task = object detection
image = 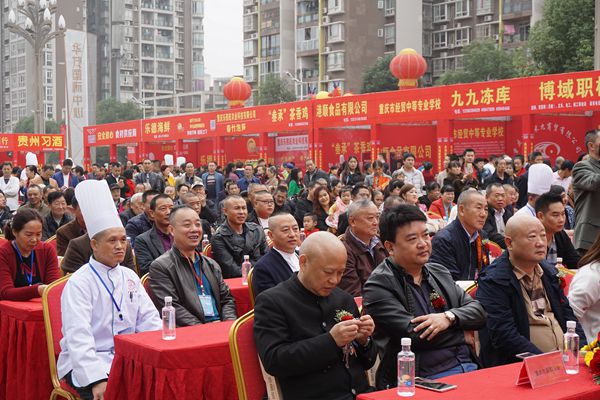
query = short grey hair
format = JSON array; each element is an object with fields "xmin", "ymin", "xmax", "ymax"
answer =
[
  {"xmin": 130, "ymin": 192, "xmax": 143, "ymax": 204},
  {"xmin": 347, "ymin": 199, "xmax": 375, "ymax": 217},
  {"xmin": 457, "ymin": 188, "xmax": 483, "ymax": 206}
]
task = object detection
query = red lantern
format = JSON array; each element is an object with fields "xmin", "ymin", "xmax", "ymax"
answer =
[
  {"xmin": 223, "ymin": 77, "xmax": 252, "ymax": 108},
  {"xmin": 389, "ymin": 48, "xmax": 428, "ymax": 89}
]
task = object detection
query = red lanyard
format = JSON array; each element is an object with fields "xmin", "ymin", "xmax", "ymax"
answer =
[{"xmin": 185, "ymin": 252, "xmax": 206, "ymax": 295}]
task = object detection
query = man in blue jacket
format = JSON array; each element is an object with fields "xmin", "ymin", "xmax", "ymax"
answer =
[
  {"xmin": 477, "ymin": 214, "xmax": 585, "ymax": 368},
  {"xmin": 252, "ymin": 213, "xmax": 300, "ymax": 297},
  {"xmin": 53, "ymin": 159, "xmax": 79, "ymax": 189}
]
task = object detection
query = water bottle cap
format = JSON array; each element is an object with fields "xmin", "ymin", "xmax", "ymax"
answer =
[
  {"xmin": 203, "ymin": 234, "xmax": 208, "ymax": 238},
  {"xmin": 244, "ymin": 255, "xmax": 250, "ymax": 260},
  {"xmin": 557, "ymin": 257, "xmax": 563, "ymax": 263},
  {"xmin": 401, "ymin": 337, "xmax": 411, "ymax": 346},
  {"xmin": 165, "ymin": 296, "xmax": 172, "ymax": 302},
  {"xmin": 566, "ymin": 321, "xmax": 576, "ymax": 329}
]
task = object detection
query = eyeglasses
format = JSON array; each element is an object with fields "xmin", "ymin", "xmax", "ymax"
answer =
[{"xmin": 257, "ymin": 200, "xmax": 275, "ymax": 205}]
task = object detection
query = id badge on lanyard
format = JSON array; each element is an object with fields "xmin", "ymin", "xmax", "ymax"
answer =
[{"xmin": 199, "ymin": 295, "xmax": 215, "ymax": 317}]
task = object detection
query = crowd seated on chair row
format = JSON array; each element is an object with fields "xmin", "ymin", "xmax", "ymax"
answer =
[{"xmin": 5, "ymin": 134, "xmax": 600, "ymax": 399}]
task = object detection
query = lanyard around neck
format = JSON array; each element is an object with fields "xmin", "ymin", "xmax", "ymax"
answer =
[
  {"xmin": 89, "ymin": 263, "xmax": 124, "ymax": 321},
  {"xmin": 185, "ymin": 252, "xmax": 206, "ymax": 295},
  {"xmin": 13, "ymin": 241, "xmax": 35, "ymax": 286}
]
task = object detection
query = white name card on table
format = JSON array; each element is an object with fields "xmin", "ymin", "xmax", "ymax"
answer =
[
  {"xmin": 456, "ymin": 281, "xmax": 475, "ymax": 290},
  {"xmin": 516, "ymin": 351, "xmax": 569, "ymax": 389}
]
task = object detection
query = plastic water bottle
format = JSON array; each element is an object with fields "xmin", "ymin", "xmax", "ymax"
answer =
[
  {"xmin": 201, "ymin": 234, "xmax": 209, "ymax": 253},
  {"xmin": 241, "ymin": 255, "xmax": 251, "ymax": 285},
  {"xmin": 299, "ymin": 228, "xmax": 306, "ymax": 243},
  {"xmin": 563, "ymin": 320, "xmax": 579, "ymax": 374},
  {"xmin": 556, "ymin": 257, "xmax": 565, "ymax": 269},
  {"xmin": 162, "ymin": 296, "xmax": 176, "ymax": 340},
  {"xmin": 397, "ymin": 338, "xmax": 415, "ymax": 397}
]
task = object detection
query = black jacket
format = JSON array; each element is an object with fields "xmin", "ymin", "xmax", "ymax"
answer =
[
  {"xmin": 42, "ymin": 212, "xmax": 73, "ymax": 241},
  {"xmin": 430, "ymin": 219, "xmax": 490, "ymax": 280},
  {"xmin": 477, "ymin": 253, "xmax": 585, "ymax": 367},
  {"xmin": 254, "ymin": 274, "xmax": 376, "ymax": 400},
  {"xmin": 553, "ymin": 230, "xmax": 581, "ymax": 269},
  {"xmin": 303, "ymin": 168, "xmax": 329, "ymax": 186},
  {"xmin": 294, "ymin": 196, "xmax": 313, "ymax": 227},
  {"xmin": 149, "ymin": 247, "xmax": 237, "ymax": 326},
  {"xmin": 483, "ymin": 206, "xmax": 513, "ymax": 249},
  {"xmin": 483, "ymin": 172, "xmax": 514, "ymax": 188},
  {"xmin": 134, "ymin": 226, "xmax": 170, "ymax": 276},
  {"xmin": 125, "ymin": 212, "xmax": 153, "ymax": 246},
  {"xmin": 363, "ymin": 259, "xmax": 486, "ymax": 389},
  {"xmin": 210, "ymin": 221, "xmax": 268, "ymax": 278}
]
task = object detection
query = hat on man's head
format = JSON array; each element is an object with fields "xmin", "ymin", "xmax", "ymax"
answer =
[
  {"xmin": 191, "ymin": 181, "xmax": 204, "ymax": 188},
  {"xmin": 284, "ymin": 162, "xmax": 294, "ymax": 169},
  {"xmin": 25, "ymin": 152, "xmax": 38, "ymax": 166},
  {"xmin": 527, "ymin": 163, "xmax": 554, "ymax": 196},
  {"xmin": 75, "ymin": 180, "xmax": 123, "ymax": 239},
  {"xmin": 109, "ymin": 183, "xmax": 120, "ymax": 191}
]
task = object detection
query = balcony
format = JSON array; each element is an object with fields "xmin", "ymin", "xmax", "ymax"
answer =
[{"xmin": 296, "ymin": 39, "xmax": 318, "ymax": 52}]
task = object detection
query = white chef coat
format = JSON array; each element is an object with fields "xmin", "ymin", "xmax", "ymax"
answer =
[
  {"xmin": 57, "ymin": 257, "xmax": 161, "ymax": 387},
  {"xmin": 0, "ymin": 176, "xmax": 20, "ymax": 211}
]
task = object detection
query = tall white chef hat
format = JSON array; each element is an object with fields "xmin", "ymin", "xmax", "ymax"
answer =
[
  {"xmin": 75, "ymin": 180, "xmax": 123, "ymax": 239},
  {"xmin": 527, "ymin": 163, "xmax": 554, "ymax": 196},
  {"xmin": 25, "ymin": 152, "xmax": 38, "ymax": 166}
]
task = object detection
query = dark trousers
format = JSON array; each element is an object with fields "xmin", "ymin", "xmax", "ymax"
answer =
[{"xmin": 64, "ymin": 371, "xmax": 100, "ymax": 400}]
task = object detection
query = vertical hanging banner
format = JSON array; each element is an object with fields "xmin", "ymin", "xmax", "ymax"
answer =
[{"xmin": 64, "ymin": 29, "xmax": 89, "ymax": 164}]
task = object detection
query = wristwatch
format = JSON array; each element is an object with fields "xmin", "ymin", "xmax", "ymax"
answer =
[{"xmin": 444, "ymin": 311, "xmax": 456, "ymax": 325}]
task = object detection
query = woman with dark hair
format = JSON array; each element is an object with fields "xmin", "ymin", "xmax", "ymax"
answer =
[
  {"xmin": 264, "ymin": 166, "xmax": 279, "ymax": 192},
  {"xmin": 312, "ymin": 186, "xmax": 333, "ymax": 231},
  {"xmin": 225, "ymin": 162, "xmax": 239, "ymax": 183},
  {"xmin": 340, "ymin": 156, "xmax": 364, "ymax": 186},
  {"xmin": 0, "ymin": 208, "xmax": 60, "ymax": 301},
  {"xmin": 328, "ymin": 165, "xmax": 339, "ymax": 181},
  {"xmin": 122, "ymin": 168, "xmax": 135, "ymax": 198},
  {"xmin": 287, "ymin": 168, "xmax": 303, "ymax": 198},
  {"xmin": 383, "ymin": 178, "xmax": 404, "ymax": 199},
  {"xmin": 568, "ymin": 231, "xmax": 600, "ymax": 344}
]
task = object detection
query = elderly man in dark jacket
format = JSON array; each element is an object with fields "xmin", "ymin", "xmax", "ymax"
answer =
[
  {"xmin": 149, "ymin": 206, "xmax": 236, "ymax": 326},
  {"xmin": 430, "ymin": 190, "xmax": 490, "ymax": 280},
  {"xmin": 210, "ymin": 195, "xmax": 268, "ymax": 278},
  {"xmin": 125, "ymin": 190, "xmax": 159, "ymax": 245},
  {"xmin": 339, "ymin": 199, "xmax": 388, "ymax": 297},
  {"xmin": 363, "ymin": 205, "xmax": 486, "ymax": 389},
  {"xmin": 478, "ymin": 214, "xmax": 585, "ymax": 368},
  {"xmin": 483, "ymin": 183, "xmax": 513, "ymax": 249}
]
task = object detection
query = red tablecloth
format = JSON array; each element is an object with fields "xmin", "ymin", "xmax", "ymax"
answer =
[
  {"xmin": 104, "ymin": 320, "xmax": 237, "ymax": 400},
  {"xmin": 0, "ymin": 299, "xmax": 53, "ymax": 400},
  {"xmin": 357, "ymin": 361, "xmax": 600, "ymax": 400},
  {"xmin": 226, "ymin": 278, "xmax": 252, "ymax": 316}
]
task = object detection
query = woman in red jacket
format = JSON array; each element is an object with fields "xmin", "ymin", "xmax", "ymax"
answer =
[{"xmin": 0, "ymin": 208, "xmax": 60, "ymax": 301}]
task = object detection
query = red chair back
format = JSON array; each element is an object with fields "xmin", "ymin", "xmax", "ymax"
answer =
[
  {"xmin": 467, "ymin": 283, "xmax": 478, "ymax": 299},
  {"xmin": 562, "ymin": 272, "xmax": 574, "ymax": 296},
  {"xmin": 486, "ymin": 241, "xmax": 503, "ymax": 258},
  {"xmin": 229, "ymin": 311, "xmax": 268, "ymax": 400}
]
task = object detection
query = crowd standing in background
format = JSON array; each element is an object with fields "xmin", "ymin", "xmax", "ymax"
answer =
[{"xmin": 0, "ymin": 129, "xmax": 600, "ymax": 399}]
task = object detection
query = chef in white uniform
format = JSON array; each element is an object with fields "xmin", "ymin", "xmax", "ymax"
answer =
[
  {"xmin": 514, "ymin": 163, "xmax": 554, "ymax": 218},
  {"xmin": 57, "ymin": 179, "xmax": 161, "ymax": 400}
]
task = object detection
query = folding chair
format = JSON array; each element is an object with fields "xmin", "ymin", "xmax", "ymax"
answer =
[
  {"xmin": 41, "ymin": 275, "xmax": 80, "ymax": 400},
  {"xmin": 46, "ymin": 234, "xmax": 57, "ymax": 251},
  {"xmin": 229, "ymin": 311, "xmax": 282, "ymax": 400},
  {"xmin": 247, "ymin": 267, "xmax": 256, "ymax": 307},
  {"xmin": 203, "ymin": 243, "xmax": 212, "ymax": 258}
]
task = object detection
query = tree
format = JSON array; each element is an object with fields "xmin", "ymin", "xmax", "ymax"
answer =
[
  {"xmin": 13, "ymin": 116, "xmax": 61, "ymax": 133},
  {"xmin": 96, "ymin": 97, "xmax": 142, "ymax": 124},
  {"xmin": 361, "ymin": 54, "xmax": 398, "ymax": 93},
  {"xmin": 256, "ymin": 75, "xmax": 296, "ymax": 105},
  {"xmin": 529, "ymin": 0, "xmax": 594, "ymax": 74},
  {"xmin": 437, "ymin": 39, "xmax": 518, "ymax": 85}
]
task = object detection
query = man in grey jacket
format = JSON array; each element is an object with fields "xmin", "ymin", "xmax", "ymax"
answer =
[
  {"xmin": 363, "ymin": 204, "xmax": 486, "ymax": 389},
  {"xmin": 149, "ymin": 205, "xmax": 237, "ymax": 326},
  {"xmin": 572, "ymin": 129, "xmax": 600, "ymax": 255}
]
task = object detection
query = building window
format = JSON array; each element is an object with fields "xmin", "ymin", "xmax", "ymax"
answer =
[
  {"xmin": 192, "ymin": 0, "xmax": 203, "ymax": 16},
  {"xmin": 327, "ymin": 23, "xmax": 344, "ymax": 42},
  {"xmin": 476, "ymin": 24, "xmax": 492, "ymax": 38},
  {"xmin": 455, "ymin": 27, "xmax": 470, "ymax": 46},
  {"xmin": 476, "ymin": 0, "xmax": 492, "ymax": 15},
  {"xmin": 455, "ymin": 55, "xmax": 464, "ymax": 70},
  {"xmin": 384, "ymin": 24, "xmax": 395, "ymax": 45},
  {"xmin": 433, "ymin": 58, "xmax": 445, "ymax": 76},
  {"xmin": 519, "ymin": 24, "xmax": 530, "ymax": 41},
  {"xmin": 327, "ymin": 0, "xmax": 343, "ymax": 14},
  {"xmin": 296, "ymin": 26, "xmax": 319, "ymax": 51},
  {"xmin": 433, "ymin": 31, "xmax": 447, "ymax": 49},
  {"xmin": 326, "ymin": 51, "xmax": 344, "ymax": 71},
  {"xmin": 244, "ymin": 40, "xmax": 256, "ymax": 57},
  {"xmin": 455, "ymin": 0, "xmax": 470, "ymax": 18},
  {"xmin": 384, "ymin": 0, "xmax": 395, "ymax": 16},
  {"xmin": 327, "ymin": 81, "xmax": 344, "ymax": 92},
  {"xmin": 261, "ymin": 34, "xmax": 280, "ymax": 57},
  {"xmin": 433, "ymin": 4, "xmax": 447, "ymax": 22}
]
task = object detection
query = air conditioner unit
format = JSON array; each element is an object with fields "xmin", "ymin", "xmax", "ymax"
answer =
[
  {"xmin": 456, "ymin": 22, "xmax": 461, "ymax": 28},
  {"xmin": 440, "ymin": 52, "xmax": 448, "ymax": 57},
  {"xmin": 494, "ymin": 34, "xmax": 499, "ymax": 40},
  {"xmin": 449, "ymin": 43, "xmax": 455, "ymax": 48},
  {"xmin": 322, "ymin": 7, "xmax": 328, "ymax": 14},
  {"xmin": 377, "ymin": 0, "xmax": 384, "ymax": 9},
  {"xmin": 484, "ymin": 15, "xmax": 492, "ymax": 22},
  {"xmin": 441, "ymin": 25, "xmax": 447, "ymax": 30},
  {"xmin": 377, "ymin": 28, "xmax": 384, "ymax": 37},
  {"xmin": 324, "ymin": 75, "xmax": 330, "ymax": 81},
  {"xmin": 324, "ymin": 46, "xmax": 331, "ymax": 52},
  {"xmin": 250, "ymin": 33, "xmax": 258, "ymax": 39},
  {"xmin": 322, "ymin": 16, "xmax": 330, "ymax": 24}
]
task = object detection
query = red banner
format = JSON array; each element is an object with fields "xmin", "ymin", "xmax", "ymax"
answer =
[
  {"xmin": 7, "ymin": 133, "xmax": 65, "ymax": 151},
  {"xmin": 379, "ymin": 124, "xmax": 436, "ymax": 169},
  {"xmin": 142, "ymin": 112, "xmax": 215, "ymax": 141},
  {"xmin": 452, "ymin": 120, "xmax": 507, "ymax": 158},
  {"xmin": 529, "ymin": 71, "xmax": 600, "ymax": 114},
  {"xmin": 84, "ymin": 120, "xmax": 140, "ymax": 146}
]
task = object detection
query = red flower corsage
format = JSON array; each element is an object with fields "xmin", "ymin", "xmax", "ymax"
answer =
[
  {"xmin": 334, "ymin": 309, "xmax": 355, "ymax": 322},
  {"xmin": 557, "ymin": 269, "xmax": 567, "ymax": 290},
  {"xmin": 430, "ymin": 290, "xmax": 446, "ymax": 310}
]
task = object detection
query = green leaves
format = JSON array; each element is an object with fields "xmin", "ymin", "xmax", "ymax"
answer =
[
  {"xmin": 96, "ymin": 97, "xmax": 143, "ymax": 124},
  {"xmin": 257, "ymin": 75, "xmax": 296, "ymax": 105},
  {"xmin": 361, "ymin": 54, "xmax": 399, "ymax": 93}
]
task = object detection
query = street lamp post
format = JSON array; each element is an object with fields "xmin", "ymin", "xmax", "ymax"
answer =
[
  {"xmin": 7, "ymin": 0, "xmax": 65, "ymax": 135},
  {"xmin": 286, "ymin": 71, "xmax": 304, "ymax": 101}
]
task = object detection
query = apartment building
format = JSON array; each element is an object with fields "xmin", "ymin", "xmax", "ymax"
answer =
[
  {"xmin": 242, "ymin": 0, "xmax": 392, "ymax": 101},
  {"xmin": 429, "ymin": 0, "xmax": 542, "ymax": 79}
]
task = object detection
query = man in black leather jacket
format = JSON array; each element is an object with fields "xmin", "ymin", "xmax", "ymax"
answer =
[{"xmin": 363, "ymin": 204, "xmax": 486, "ymax": 390}]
